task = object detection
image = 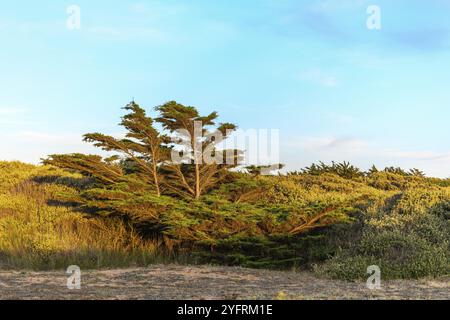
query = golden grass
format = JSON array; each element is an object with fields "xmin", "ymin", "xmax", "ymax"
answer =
[{"xmin": 0, "ymin": 161, "xmax": 180, "ymax": 270}]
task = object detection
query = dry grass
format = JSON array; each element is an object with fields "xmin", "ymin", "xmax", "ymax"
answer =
[{"xmin": 0, "ymin": 161, "xmax": 179, "ymax": 270}]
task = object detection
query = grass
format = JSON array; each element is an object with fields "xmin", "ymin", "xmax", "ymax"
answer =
[{"xmin": 0, "ymin": 161, "xmax": 183, "ymax": 270}]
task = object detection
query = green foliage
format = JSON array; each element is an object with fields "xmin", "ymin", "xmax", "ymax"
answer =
[
  {"xmin": 317, "ymin": 189, "xmax": 450, "ymax": 280},
  {"xmin": 290, "ymin": 161, "xmax": 429, "ymax": 181},
  {"xmin": 289, "ymin": 161, "xmax": 364, "ymax": 179},
  {"xmin": 156, "ymin": 101, "xmax": 241, "ymax": 199},
  {"xmin": 194, "ymin": 234, "xmax": 329, "ymax": 269}
]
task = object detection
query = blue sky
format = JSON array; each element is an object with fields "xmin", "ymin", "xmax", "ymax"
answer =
[{"xmin": 0, "ymin": 0, "xmax": 449, "ymax": 177}]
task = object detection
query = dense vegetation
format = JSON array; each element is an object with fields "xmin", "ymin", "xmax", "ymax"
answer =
[
  {"xmin": 0, "ymin": 161, "xmax": 182, "ymax": 269},
  {"xmin": 0, "ymin": 101, "xmax": 449, "ymax": 280}
]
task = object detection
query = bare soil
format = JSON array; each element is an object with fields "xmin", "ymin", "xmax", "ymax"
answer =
[{"xmin": 0, "ymin": 265, "xmax": 448, "ymax": 300}]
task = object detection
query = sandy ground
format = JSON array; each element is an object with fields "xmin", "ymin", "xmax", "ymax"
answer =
[{"xmin": 0, "ymin": 265, "xmax": 448, "ymax": 300}]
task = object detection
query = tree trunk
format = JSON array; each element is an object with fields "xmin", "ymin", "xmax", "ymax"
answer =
[
  {"xmin": 153, "ymin": 164, "xmax": 161, "ymax": 197},
  {"xmin": 151, "ymin": 148, "xmax": 161, "ymax": 197}
]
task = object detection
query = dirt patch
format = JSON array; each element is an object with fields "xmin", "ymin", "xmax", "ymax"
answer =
[{"xmin": 0, "ymin": 265, "xmax": 448, "ymax": 300}]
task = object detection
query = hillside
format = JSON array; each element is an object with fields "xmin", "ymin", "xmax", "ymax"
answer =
[{"xmin": 0, "ymin": 161, "xmax": 449, "ymax": 281}]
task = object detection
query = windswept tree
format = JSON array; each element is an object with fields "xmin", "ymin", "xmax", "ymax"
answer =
[
  {"xmin": 46, "ymin": 101, "xmax": 169, "ymax": 196},
  {"xmin": 409, "ymin": 168, "xmax": 425, "ymax": 177},
  {"xmin": 156, "ymin": 101, "xmax": 242, "ymax": 199},
  {"xmin": 367, "ymin": 164, "xmax": 379, "ymax": 175},
  {"xmin": 83, "ymin": 101, "xmax": 169, "ymax": 196},
  {"xmin": 297, "ymin": 161, "xmax": 363, "ymax": 179},
  {"xmin": 45, "ymin": 101, "xmax": 242, "ymax": 199},
  {"xmin": 44, "ymin": 153, "xmax": 125, "ymax": 186}
]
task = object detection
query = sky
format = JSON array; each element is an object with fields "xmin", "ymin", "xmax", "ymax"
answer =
[{"xmin": 0, "ymin": 0, "xmax": 449, "ymax": 177}]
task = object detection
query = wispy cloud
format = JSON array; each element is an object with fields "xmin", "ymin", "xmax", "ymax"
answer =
[
  {"xmin": 129, "ymin": 1, "xmax": 187, "ymax": 17},
  {"xmin": 387, "ymin": 28, "xmax": 450, "ymax": 51},
  {"xmin": 298, "ymin": 70, "xmax": 339, "ymax": 87},
  {"xmin": 308, "ymin": 0, "xmax": 367, "ymax": 13},
  {"xmin": 0, "ymin": 107, "xmax": 28, "ymax": 116},
  {"xmin": 282, "ymin": 135, "xmax": 450, "ymax": 177},
  {"xmin": 86, "ymin": 26, "xmax": 168, "ymax": 42},
  {"xmin": 383, "ymin": 150, "xmax": 450, "ymax": 161},
  {"xmin": 285, "ymin": 136, "xmax": 366, "ymax": 151},
  {"xmin": 14, "ymin": 131, "xmax": 81, "ymax": 144},
  {"xmin": 0, "ymin": 131, "xmax": 113, "ymax": 164},
  {"xmin": 0, "ymin": 107, "xmax": 37, "ymax": 126}
]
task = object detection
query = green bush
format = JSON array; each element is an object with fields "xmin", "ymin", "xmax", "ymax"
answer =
[
  {"xmin": 317, "ymin": 201, "xmax": 450, "ymax": 280},
  {"xmin": 194, "ymin": 233, "xmax": 334, "ymax": 270}
]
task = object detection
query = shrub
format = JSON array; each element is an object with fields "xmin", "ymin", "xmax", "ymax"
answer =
[
  {"xmin": 317, "ymin": 197, "xmax": 450, "ymax": 280},
  {"xmin": 194, "ymin": 233, "xmax": 334, "ymax": 270}
]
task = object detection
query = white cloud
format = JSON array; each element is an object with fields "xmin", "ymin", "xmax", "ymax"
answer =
[
  {"xmin": 0, "ymin": 107, "xmax": 28, "ymax": 116},
  {"xmin": 383, "ymin": 150, "xmax": 450, "ymax": 161},
  {"xmin": 14, "ymin": 131, "xmax": 81, "ymax": 144},
  {"xmin": 281, "ymin": 135, "xmax": 450, "ymax": 178},
  {"xmin": 0, "ymin": 107, "xmax": 38, "ymax": 126},
  {"xmin": 294, "ymin": 136, "xmax": 366, "ymax": 151},
  {"xmin": 0, "ymin": 119, "xmax": 39, "ymax": 126},
  {"xmin": 0, "ymin": 131, "xmax": 111, "ymax": 164}
]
